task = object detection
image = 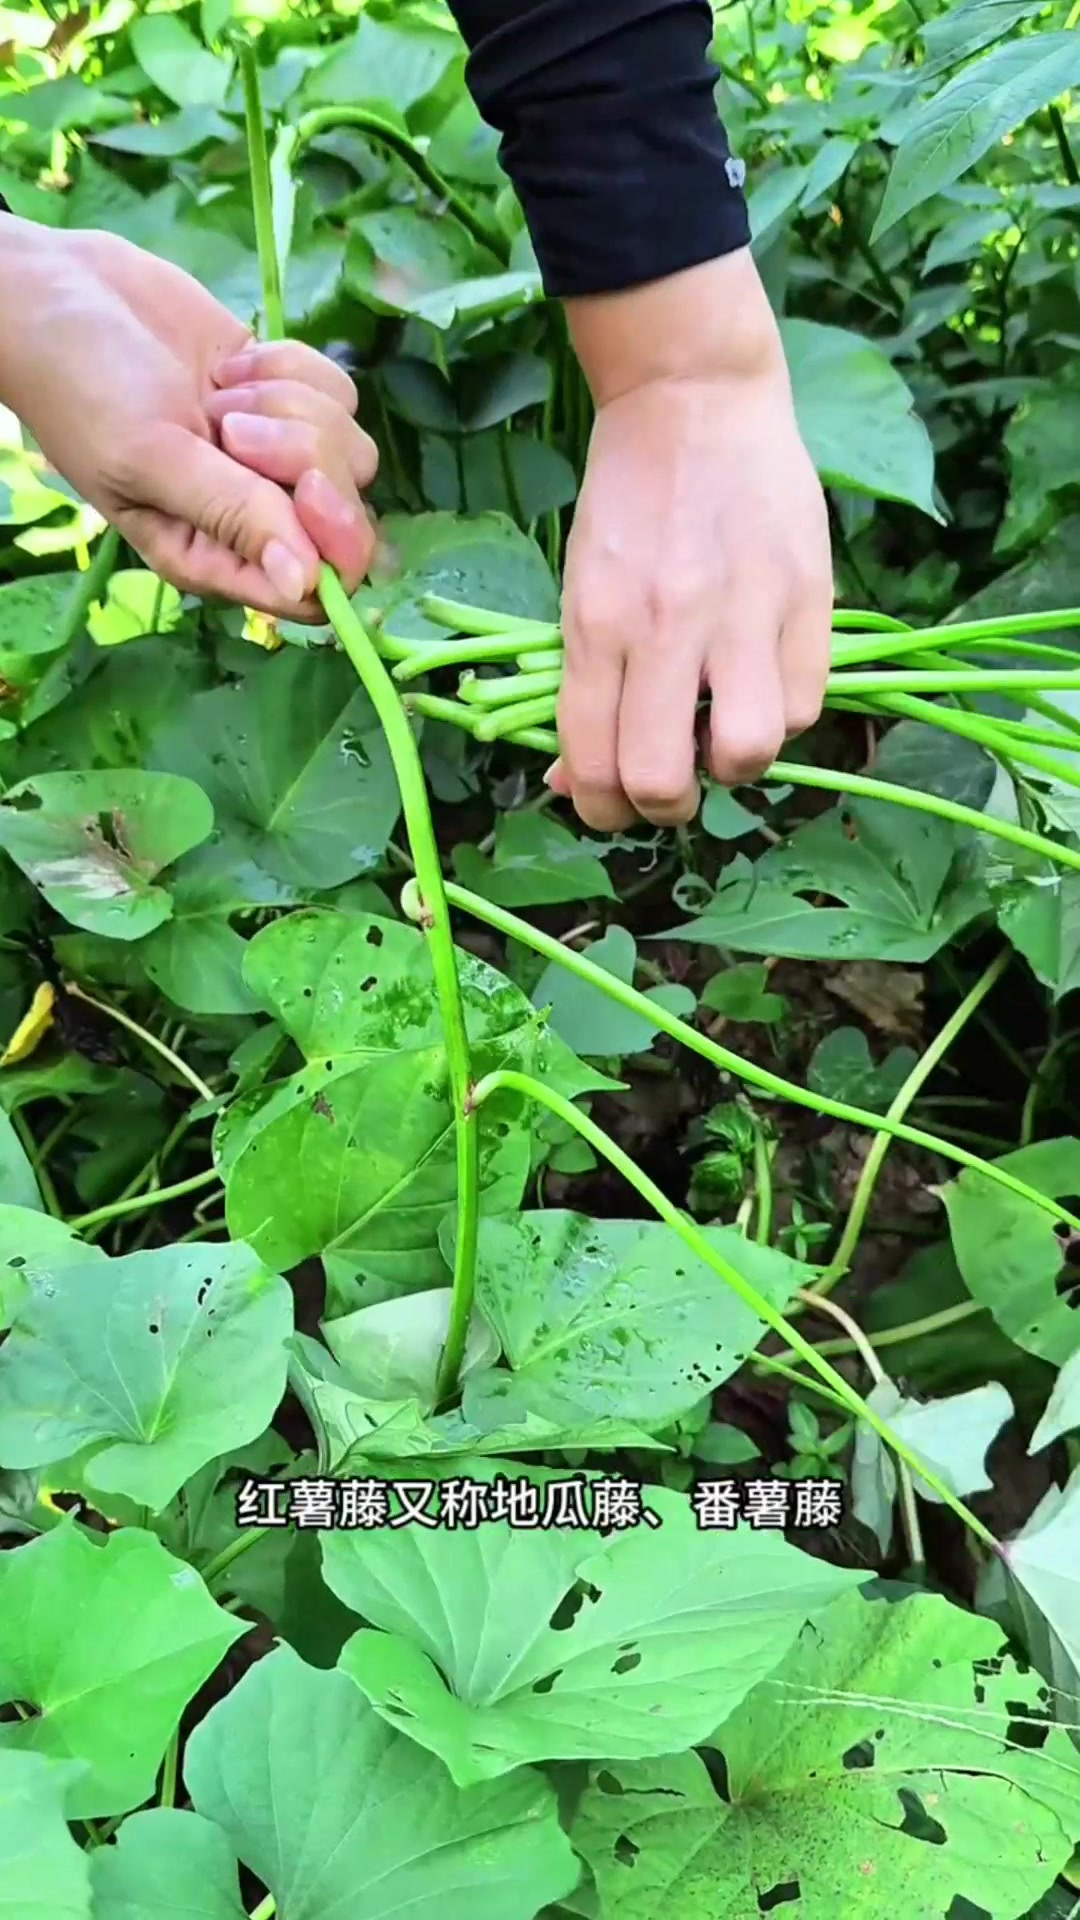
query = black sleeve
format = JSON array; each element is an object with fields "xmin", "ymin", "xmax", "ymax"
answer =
[{"xmin": 447, "ymin": 0, "xmax": 750, "ymax": 298}]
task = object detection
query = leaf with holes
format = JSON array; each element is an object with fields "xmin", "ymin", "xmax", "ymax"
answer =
[
  {"xmin": 455, "ymin": 1211, "xmax": 811, "ymax": 1431},
  {"xmin": 0, "ymin": 1241, "xmax": 292, "ymax": 1510},
  {"xmin": 0, "ymin": 770, "xmax": 213, "ymax": 939},
  {"xmin": 667, "ymin": 795, "xmax": 983, "ymax": 962},
  {"xmin": 574, "ymin": 1588, "xmax": 1080, "ymax": 1917},
  {"xmin": 183, "ymin": 1643, "xmax": 579, "ymax": 1920},
  {"xmin": 217, "ymin": 910, "xmax": 551, "ymax": 1303},
  {"xmin": 0, "ymin": 1205, "xmax": 105, "ymax": 1333},
  {"xmin": 941, "ymin": 1138, "xmax": 1080, "ymax": 1364},
  {"xmin": 325, "ymin": 1464, "xmax": 867, "ymax": 1786},
  {"xmin": 150, "ymin": 648, "xmax": 400, "ymax": 891},
  {"xmin": 0, "ymin": 1524, "xmax": 244, "ymax": 1817}
]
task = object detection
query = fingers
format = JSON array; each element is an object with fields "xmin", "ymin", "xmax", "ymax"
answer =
[
  {"xmin": 205, "ymin": 380, "xmax": 377, "ymax": 488},
  {"xmin": 778, "ymin": 570, "xmax": 834, "ymax": 739},
  {"xmin": 617, "ymin": 631, "xmax": 700, "ymax": 824},
  {"xmin": 704, "ymin": 582, "xmax": 787, "ymax": 788},
  {"xmin": 205, "ymin": 377, "xmax": 378, "ymax": 593},
  {"xmin": 113, "ymin": 422, "xmax": 327, "ymax": 618},
  {"xmin": 212, "ymin": 338, "xmax": 359, "ymax": 415},
  {"xmin": 556, "ymin": 612, "xmax": 634, "ymax": 832}
]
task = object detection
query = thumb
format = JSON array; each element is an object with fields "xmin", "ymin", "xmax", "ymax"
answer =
[{"xmin": 118, "ymin": 422, "xmax": 319, "ymax": 602}]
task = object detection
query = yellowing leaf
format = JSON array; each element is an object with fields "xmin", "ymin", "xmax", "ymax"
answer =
[
  {"xmin": 244, "ymin": 611, "xmax": 284, "ymax": 653},
  {"xmin": 0, "ymin": 983, "xmax": 55, "ymax": 1067}
]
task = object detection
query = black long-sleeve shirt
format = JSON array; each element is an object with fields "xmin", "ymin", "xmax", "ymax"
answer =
[
  {"xmin": 0, "ymin": 4, "xmax": 750, "ymax": 296},
  {"xmin": 446, "ymin": 0, "xmax": 750, "ymax": 296}
]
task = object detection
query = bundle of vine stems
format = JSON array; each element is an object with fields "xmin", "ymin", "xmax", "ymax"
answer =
[{"xmin": 371, "ymin": 595, "xmax": 1080, "ymax": 793}]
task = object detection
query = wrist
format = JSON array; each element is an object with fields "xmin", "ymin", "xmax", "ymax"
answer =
[
  {"xmin": 0, "ymin": 216, "xmax": 66, "ymax": 407},
  {"xmin": 565, "ymin": 251, "xmax": 785, "ymax": 410}
]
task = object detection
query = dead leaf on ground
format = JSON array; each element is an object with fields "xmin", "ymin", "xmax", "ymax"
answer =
[{"xmin": 826, "ymin": 960, "xmax": 924, "ymax": 1038}]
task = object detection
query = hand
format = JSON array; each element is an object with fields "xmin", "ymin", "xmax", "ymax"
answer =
[
  {"xmin": 546, "ymin": 252, "xmax": 833, "ymax": 830},
  {"xmin": 0, "ymin": 220, "xmax": 377, "ymax": 619}
]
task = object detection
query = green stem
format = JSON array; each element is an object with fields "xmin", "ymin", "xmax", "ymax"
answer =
[
  {"xmin": 159, "ymin": 1730, "xmax": 178, "ymax": 1809},
  {"xmin": 832, "ymin": 608, "xmax": 1080, "ymax": 667},
  {"xmin": 872, "ymin": 691, "xmax": 1080, "ymax": 791},
  {"xmin": 833, "ymin": 668, "xmax": 1080, "ymax": 696},
  {"xmin": 320, "ymin": 572, "xmax": 479, "ymax": 1405},
  {"xmin": 249, "ymin": 1897, "xmax": 276, "ymax": 1920},
  {"xmin": 820, "ymin": 949, "xmax": 1011, "ymax": 1291},
  {"xmin": 470, "ymin": 1068, "xmax": 997, "ymax": 1550},
  {"xmin": 241, "ymin": 45, "xmax": 285, "ymax": 337},
  {"xmin": 67, "ymin": 986, "xmax": 215, "ymax": 1103},
  {"xmin": 243, "ymin": 53, "xmax": 479, "ymax": 1405},
  {"xmin": 55, "ymin": 527, "xmax": 121, "ymax": 653},
  {"xmin": 392, "ymin": 631, "xmax": 560, "ymax": 681},
  {"xmin": 68, "ymin": 1167, "xmax": 219, "ymax": 1233},
  {"xmin": 444, "ymin": 881, "xmax": 1080, "ymax": 1236},
  {"xmin": 1050, "ymin": 103, "xmax": 1080, "ymax": 185},
  {"xmin": 774, "ymin": 1298, "xmax": 984, "ymax": 1366},
  {"xmin": 474, "ymin": 692, "xmax": 558, "ymax": 741},
  {"xmin": 461, "ymin": 668, "xmax": 563, "ymax": 707},
  {"xmin": 768, "ymin": 759, "xmax": 1080, "ymax": 877},
  {"xmin": 293, "ymin": 107, "xmax": 507, "ymax": 259},
  {"xmin": 12, "ymin": 1111, "xmax": 62, "ymax": 1218},
  {"xmin": 751, "ymin": 1120, "xmax": 774, "ymax": 1246}
]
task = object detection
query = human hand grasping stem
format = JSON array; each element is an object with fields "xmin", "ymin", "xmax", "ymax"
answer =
[{"xmin": 546, "ymin": 250, "xmax": 834, "ymax": 828}]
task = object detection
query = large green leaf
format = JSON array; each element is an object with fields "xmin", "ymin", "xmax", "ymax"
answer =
[
  {"xmin": 217, "ymin": 910, "xmax": 541, "ymax": 1298},
  {"xmin": 138, "ymin": 843, "xmax": 299, "ymax": 1017},
  {"xmin": 1003, "ymin": 1464, "xmax": 1080, "ymax": 1717},
  {"xmin": 130, "ymin": 13, "xmax": 231, "ymax": 108},
  {"xmin": 91, "ymin": 1809, "xmax": 246, "ymax": 1919},
  {"xmin": 150, "ymin": 649, "xmax": 400, "ymax": 891},
  {"xmin": 998, "ymin": 385, "xmax": 1080, "ymax": 556},
  {"xmin": 184, "ymin": 1644, "xmax": 579, "ymax": 1920},
  {"xmin": 782, "ymin": 320, "xmax": 938, "ymax": 517},
  {"xmin": 530, "ymin": 927, "xmax": 694, "ymax": 1056},
  {"xmin": 325, "ymin": 1467, "xmax": 866, "ymax": 1785},
  {"xmin": 0, "ymin": 1241, "xmax": 292, "ymax": 1510},
  {"xmin": 303, "ymin": 10, "xmax": 460, "ymax": 118},
  {"xmin": 0, "ymin": 1205, "xmax": 104, "ymax": 1333},
  {"xmin": 0, "ymin": 770, "xmax": 213, "ymax": 939},
  {"xmin": 453, "ymin": 813, "xmax": 616, "ymax": 908},
  {"xmin": 573, "ymin": 1588, "xmax": 1080, "ymax": 1918},
  {"xmin": 941, "ymin": 1138, "xmax": 1080, "ymax": 1363},
  {"xmin": 0, "ymin": 1750, "xmax": 90, "ymax": 1920},
  {"xmin": 667, "ymin": 795, "xmax": 982, "ymax": 962},
  {"xmin": 346, "ymin": 208, "xmax": 539, "ymax": 328},
  {"xmin": 874, "ymin": 32, "xmax": 1080, "ymax": 237},
  {"xmin": 996, "ymin": 863, "xmax": 1080, "ymax": 1001},
  {"xmin": 0, "ymin": 1524, "xmax": 244, "ymax": 1817},
  {"xmin": 459, "ymin": 1211, "xmax": 810, "ymax": 1430},
  {"xmin": 0, "ymin": 1112, "xmax": 39, "ymax": 1214},
  {"xmin": 368, "ymin": 509, "xmax": 558, "ymax": 643}
]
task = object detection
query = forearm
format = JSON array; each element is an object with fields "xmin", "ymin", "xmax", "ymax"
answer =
[{"xmin": 446, "ymin": 0, "xmax": 750, "ymax": 300}]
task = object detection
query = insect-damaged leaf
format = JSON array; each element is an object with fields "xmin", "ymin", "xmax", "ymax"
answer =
[
  {"xmin": 573, "ymin": 1587, "xmax": 1080, "ymax": 1919},
  {"xmin": 0, "ymin": 1525, "xmax": 244, "ymax": 1817},
  {"xmin": 457, "ymin": 1211, "xmax": 811, "ymax": 1430},
  {"xmin": 667, "ymin": 794, "xmax": 983, "ymax": 963},
  {"xmin": 217, "ymin": 910, "xmax": 562, "ymax": 1305},
  {"xmin": 0, "ymin": 1204, "xmax": 105, "ymax": 1333},
  {"xmin": 183, "ymin": 1644, "xmax": 579, "ymax": 1920},
  {"xmin": 0, "ymin": 770, "xmax": 213, "ymax": 939},
  {"xmin": 0, "ymin": 1241, "xmax": 292, "ymax": 1509},
  {"xmin": 324, "ymin": 1464, "xmax": 867, "ymax": 1785}
]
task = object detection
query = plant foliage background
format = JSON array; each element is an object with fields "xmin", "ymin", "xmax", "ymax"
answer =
[{"xmin": 4, "ymin": 0, "xmax": 1080, "ymax": 1915}]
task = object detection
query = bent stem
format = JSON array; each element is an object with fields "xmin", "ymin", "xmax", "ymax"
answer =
[
  {"xmin": 292, "ymin": 107, "xmax": 507, "ymax": 259},
  {"xmin": 819, "ymin": 948, "xmax": 1013, "ymax": 1292},
  {"xmin": 470, "ymin": 1068, "xmax": 997, "ymax": 1551},
  {"xmin": 445, "ymin": 882, "xmax": 1080, "ymax": 1236},
  {"xmin": 241, "ymin": 52, "xmax": 480, "ymax": 1402},
  {"xmin": 320, "ymin": 572, "xmax": 480, "ymax": 1402}
]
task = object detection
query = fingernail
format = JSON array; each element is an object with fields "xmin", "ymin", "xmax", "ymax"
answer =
[
  {"xmin": 304, "ymin": 468, "xmax": 360, "ymax": 527},
  {"xmin": 223, "ymin": 410, "xmax": 279, "ymax": 450},
  {"xmin": 542, "ymin": 766, "xmax": 555, "ymax": 788},
  {"xmin": 262, "ymin": 539, "xmax": 307, "ymax": 605}
]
